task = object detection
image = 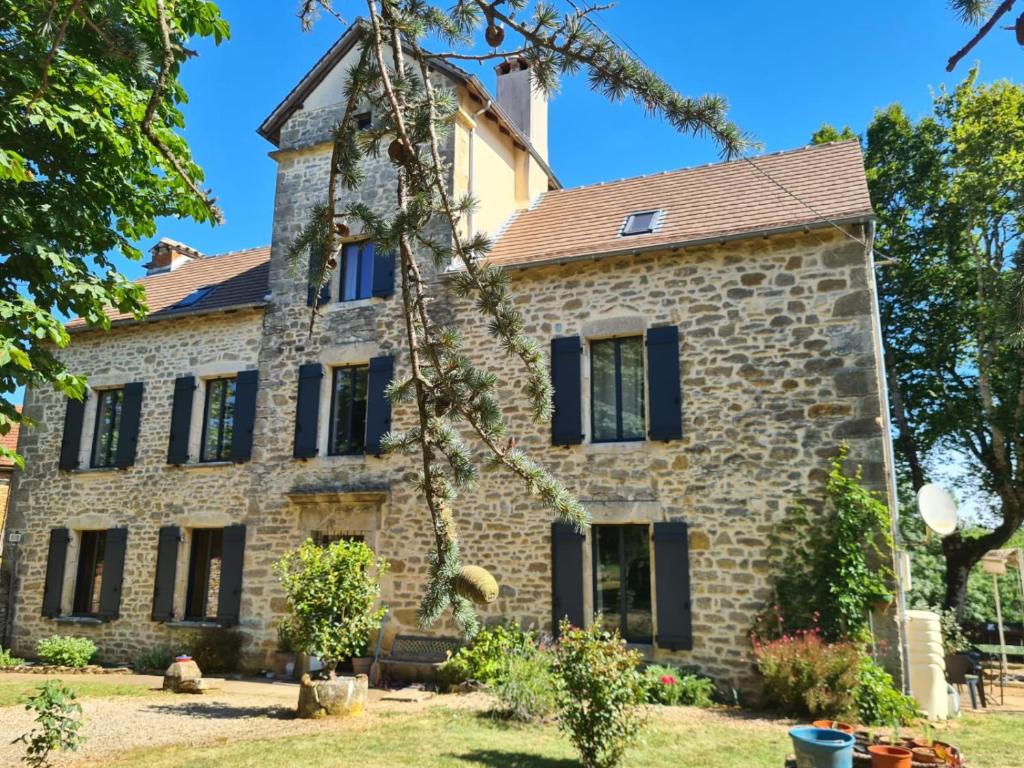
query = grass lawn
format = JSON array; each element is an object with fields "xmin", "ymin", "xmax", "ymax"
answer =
[
  {"xmin": 0, "ymin": 679, "xmax": 152, "ymax": 707},
  {"xmin": 97, "ymin": 705, "xmax": 1023, "ymax": 768}
]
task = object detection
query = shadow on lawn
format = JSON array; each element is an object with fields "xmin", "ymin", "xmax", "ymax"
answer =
[
  {"xmin": 143, "ymin": 702, "xmax": 295, "ymax": 720},
  {"xmin": 451, "ymin": 750, "xmax": 576, "ymax": 767}
]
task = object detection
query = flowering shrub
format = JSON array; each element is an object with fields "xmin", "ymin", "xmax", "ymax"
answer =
[
  {"xmin": 642, "ymin": 664, "xmax": 715, "ymax": 707},
  {"xmin": 750, "ymin": 630, "xmax": 860, "ymax": 719},
  {"xmin": 438, "ymin": 621, "xmax": 536, "ymax": 690}
]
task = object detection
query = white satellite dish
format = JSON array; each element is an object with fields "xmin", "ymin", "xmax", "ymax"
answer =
[{"xmin": 917, "ymin": 484, "xmax": 959, "ymax": 537}]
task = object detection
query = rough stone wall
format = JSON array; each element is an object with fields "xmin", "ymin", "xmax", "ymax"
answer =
[{"xmin": 4, "ymin": 311, "xmax": 263, "ymax": 663}]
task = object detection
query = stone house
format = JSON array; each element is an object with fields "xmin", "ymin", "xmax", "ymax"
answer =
[{"xmin": 2, "ymin": 28, "xmax": 896, "ymax": 692}]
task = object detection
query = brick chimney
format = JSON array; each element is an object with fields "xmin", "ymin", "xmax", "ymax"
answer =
[
  {"xmin": 495, "ymin": 58, "xmax": 548, "ymax": 161},
  {"xmin": 145, "ymin": 238, "xmax": 204, "ymax": 275}
]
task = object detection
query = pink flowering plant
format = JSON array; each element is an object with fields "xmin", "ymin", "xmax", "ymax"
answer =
[{"xmin": 641, "ymin": 663, "xmax": 715, "ymax": 707}]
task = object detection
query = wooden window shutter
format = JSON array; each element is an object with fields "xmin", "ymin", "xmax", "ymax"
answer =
[
  {"xmin": 307, "ymin": 247, "xmax": 331, "ymax": 306},
  {"xmin": 97, "ymin": 527, "xmax": 128, "ymax": 621},
  {"xmin": 217, "ymin": 524, "xmax": 246, "ymax": 627},
  {"xmin": 152, "ymin": 525, "xmax": 181, "ymax": 622},
  {"xmin": 114, "ymin": 382, "xmax": 144, "ymax": 468},
  {"xmin": 550, "ymin": 336, "xmax": 583, "ymax": 446},
  {"xmin": 58, "ymin": 397, "xmax": 85, "ymax": 471},
  {"xmin": 167, "ymin": 376, "xmax": 195, "ymax": 465},
  {"xmin": 293, "ymin": 363, "xmax": 323, "ymax": 459},
  {"xmin": 653, "ymin": 521, "xmax": 693, "ymax": 651},
  {"xmin": 230, "ymin": 370, "xmax": 259, "ymax": 463},
  {"xmin": 364, "ymin": 355, "xmax": 393, "ymax": 457},
  {"xmin": 646, "ymin": 325, "xmax": 683, "ymax": 441},
  {"xmin": 551, "ymin": 522, "xmax": 585, "ymax": 637},
  {"xmin": 371, "ymin": 250, "xmax": 395, "ymax": 299},
  {"xmin": 41, "ymin": 527, "xmax": 70, "ymax": 617}
]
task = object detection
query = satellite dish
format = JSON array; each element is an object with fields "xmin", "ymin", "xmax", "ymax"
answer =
[{"xmin": 917, "ymin": 484, "xmax": 959, "ymax": 537}]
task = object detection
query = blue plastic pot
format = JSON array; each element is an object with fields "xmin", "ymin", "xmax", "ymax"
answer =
[{"xmin": 789, "ymin": 726, "xmax": 855, "ymax": 768}]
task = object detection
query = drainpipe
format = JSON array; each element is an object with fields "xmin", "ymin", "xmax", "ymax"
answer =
[
  {"xmin": 864, "ymin": 219, "xmax": 913, "ymax": 696},
  {"xmin": 466, "ymin": 99, "xmax": 491, "ymax": 240}
]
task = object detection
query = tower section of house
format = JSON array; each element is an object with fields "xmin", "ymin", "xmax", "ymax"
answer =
[{"xmin": 2, "ymin": 27, "xmax": 894, "ymax": 694}]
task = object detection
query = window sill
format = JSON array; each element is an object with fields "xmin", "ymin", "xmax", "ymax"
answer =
[
  {"xmin": 69, "ymin": 466, "xmax": 121, "ymax": 475},
  {"xmin": 583, "ymin": 441, "xmax": 648, "ymax": 455},
  {"xmin": 54, "ymin": 616, "xmax": 103, "ymax": 625},
  {"xmin": 165, "ymin": 620, "xmax": 222, "ymax": 629},
  {"xmin": 322, "ymin": 297, "xmax": 379, "ymax": 312},
  {"xmin": 171, "ymin": 461, "xmax": 236, "ymax": 470}
]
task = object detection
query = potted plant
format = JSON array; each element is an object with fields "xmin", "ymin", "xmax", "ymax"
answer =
[
  {"xmin": 274, "ymin": 538, "xmax": 388, "ymax": 718},
  {"xmin": 273, "ymin": 620, "xmax": 298, "ymax": 679},
  {"xmin": 351, "ymin": 641, "xmax": 373, "ymax": 677}
]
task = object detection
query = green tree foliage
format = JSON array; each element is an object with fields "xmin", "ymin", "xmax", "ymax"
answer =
[
  {"xmin": 830, "ymin": 69, "xmax": 1024, "ymax": 616},
  {"xmin": 0, "ymin": 0, "xmax": 229, "ymax": 464},
  {"xmin": 14, "ymin": 681, "xmax": 84, "ymax": 767},
  {"xmin": 274, "ymin": 539, "xmax": 389, "ymax": 673},
  {"xmin": 810, "ymin": 123, "xmax": 857, "ymax": 144},
  {"xmin": 758, "ymin": 451, "xmax": 893, "ymax": 644},
  {"xmin": 294, "ymin": 0, "xmax": 750, "ymax": 634}
]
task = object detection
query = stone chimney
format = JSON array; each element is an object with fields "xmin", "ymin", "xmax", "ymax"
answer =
[
  {"xmin": 495, "ymin": 58, "xmax": 548, "ymax": 161},
  {"xmin": 144, "ymin": 238, "xmax": 204, "ymax": 275}
]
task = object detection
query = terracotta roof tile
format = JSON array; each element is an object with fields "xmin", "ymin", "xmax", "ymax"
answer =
[
  {"xmin": 68, "ymin": 246, "xmax": 270, "ymax": 329},
  {"xmin": 0, "ymin": 407, "xmax": 21, "ymax": 467},
  {"xmin": 486, "ymin": 140, "xmax": 873, "ymax": 267}
]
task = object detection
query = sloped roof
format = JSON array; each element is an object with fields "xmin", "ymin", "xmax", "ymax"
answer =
[
  {"xmin": 256, "ymin": 20, "xmax": 560, "ymax": 189},
  {"xmin": 486, "ymin": 140, "xmax": 873, "ymax": 268},
  {"xmin": 67, "ymin": 246, "xmax": 270, "ymax": 330},
  {"xmin": 0, "ymin": 408, "xmax": 20, "ymax": 468}
]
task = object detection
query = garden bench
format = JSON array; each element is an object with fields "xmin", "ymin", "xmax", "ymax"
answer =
[{"xmin": 375, "ymin": 634, "xmax": 462, "ymax": 684}]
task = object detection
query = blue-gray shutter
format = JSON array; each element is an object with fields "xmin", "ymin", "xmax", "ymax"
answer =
[
  {"xmin": 114, "ymin": 382, "xmax": 144, "ymax": 468},
  {"xmin": 646, "ymin": 325, "xmax": 682, "ymax": 441},
  {"xmin": 167, "ymin": 376, "xmax": 195, "ymax": 465},
  {"xmin": 97, "ymin": 527, "xmax": 128, "ymax": 621},
  {"xmin": 653, "ymin": 521, "xmax": 693, "ymax": 651},
  {"xmin": 230, "ymin": 370, "xmax": 259, "ymax": 463},
  {"xmin": 41, "ymin": 527, "xmax": 69, "ymax": 617},
  {"xmin": 152, "ymin": 525, "xmax": 181, "ymax": 622},
  {"xmin": 551, "ymin": 522, "xmax": 585, "ymax": 636},
  {"xmin": 293, "ymin": 363, "xmax": 322, "ymax": 459},
  {"xmin": 371, "ymin": 249, "xmax": 395, "ymax": 298},
  {"xmin": 59, "ymin": 397, "xmax": 85, "ymax": 470},
  {"xmin": 365, "ymin": 355, "xmax": 393, "ymax": 457},
  {"xmin": 550, "ymin": 336, "xmax": 583, "ymax": 446},
  {"xmin": 307, "ymin": 248, "xmax": 331, "ymax": 306},
  {"xmin": 217, "ymin": 524, "xmax": 246, "ymax": 627}
]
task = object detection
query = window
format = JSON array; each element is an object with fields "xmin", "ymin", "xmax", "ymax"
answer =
[
  {"xmin": 354, "ymin": 111, "xmax": 372, "ymax": 130},
  {"xmin": 174, "ymin": 285, "xmax": 216, "ymax": 309},
  {"xmin": 620, "ymin": 210, "xmax": 659, "ymax": 236},
  {"xmin": 72, "ymin": 530, "xmax": 107, "ymax": 616},
  {"xmin": 312, "ymin": 532, "xmax": 365, "ymax": 547},
  {"xmin": 339, "ymin": 241, "xmax": 375, "ymax": 302},
  {"xmin": 592, "ymin": 525, "xmax": 652, "ymax": 643},
  {"xmin": 590, "ymin": 337, "xmax": 645, "ymax": 442},
  {"xmin": 91, "ymin": 388, "xmax": 124, "ymax": 468},
  {"xmin": 329, "ymin": 365, "xmax": 369, "ymax": 455},
  {"xmin": 185, "ymin": 528, "xmax": 223, "ymax": 621},
  {"xmin": 200, "ymin": 377, "xmax": 237, "ymax": 462}
]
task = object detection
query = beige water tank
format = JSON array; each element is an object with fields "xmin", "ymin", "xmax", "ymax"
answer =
[{"xmin": 906, "ymin": 610, "xmax": 949, "ymax": 720}]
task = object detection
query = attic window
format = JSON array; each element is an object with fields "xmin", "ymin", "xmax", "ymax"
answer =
[
  {"xmin": 620, "ymin": 210, "xmax": 660, "ymax": 237},
  {"xmin": 175, "ymin": 285, "xmax": 216, "ymax": 309},
  {"xmin": 354, "ymin": 112, "xmax": 372, "ymax": 130}
]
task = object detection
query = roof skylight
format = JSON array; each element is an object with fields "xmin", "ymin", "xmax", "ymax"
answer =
[
  {"xmin": 174, "ymin": 285, "xmax": 217, "ymax": 308},
  {"xmin": 620, "ymin": 210, "xmax": 660, "ymax": 236}
]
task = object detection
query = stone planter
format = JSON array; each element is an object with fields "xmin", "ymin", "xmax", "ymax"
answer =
[{"xmin": 297, "ymin": 673, "xmax": 368, "ymax": 718}]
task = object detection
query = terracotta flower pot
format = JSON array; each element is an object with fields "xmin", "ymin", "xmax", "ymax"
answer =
[
  {"xmin": 912, "ymin": 747, "xmax": 940, "ymax": 764},
  {"xmin": 813, "ymin": 719, "xmax": 855, "ymax": 734},
  {"xmin": 868, "ymin": 745, "xmax": 912, "ymax": 768}
]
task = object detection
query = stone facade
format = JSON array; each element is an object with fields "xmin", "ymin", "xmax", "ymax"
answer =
[{"xmin": 2, "ymin": 45, "xmax": 894, "ymax": 694}]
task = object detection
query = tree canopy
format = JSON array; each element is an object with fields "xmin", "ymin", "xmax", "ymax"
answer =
[{"xmin": 0, "ymin": 0, "xmax": 228, "ymax": 464}]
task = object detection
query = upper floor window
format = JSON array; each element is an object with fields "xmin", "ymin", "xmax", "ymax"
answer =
[
  {"xmin": 339, "ymin": 241, "xmax": 375, "ymax": 302},
  {"xmin": 329, "ymin": 365, "xmax": 368, "ymax": 455},
  {"xmin": 91, "ymin": 388, "xmax": 124, "ymax": 468},
  {"xmin": 72, "ymin": 530, "xmax": 107, "ymax": 616},
  {"xmin": 590, "ymin": 337, "xmax": 645, "ymax": 442},
  {"xmin": 201, "ymin": 377, "xmax": 237, "ymax": 462}
]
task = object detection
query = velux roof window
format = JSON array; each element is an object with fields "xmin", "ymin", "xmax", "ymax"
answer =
[
  {"xmin": 174, "ymin": 285, "xmax": 217, "ymax": 309},
  {"xmin": 620, "ymin": 210, "xmax": 660, "ymax": 237}
]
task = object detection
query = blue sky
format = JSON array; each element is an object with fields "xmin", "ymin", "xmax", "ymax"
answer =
[{"xmin": 137, "ymin": 1, "xmax": 1022, "ymax": 277}]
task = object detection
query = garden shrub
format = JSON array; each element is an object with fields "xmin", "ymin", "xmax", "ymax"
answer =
[
  {"xmin": 551, "ymin": 620, "xmax": 646, "ymax": 768},
  {"xmin": 35, "ymin": 636, "xmax": 96, "ymax": 668},
  {"xmin": 751, "ymin": 631, "xmax": 860, "ymax": 719},
  {"xmin": 642, "ymin": 664, "xmax": 715, "ymax": 707},
  {"xmin": 0, "ymin": 646, "xmax": 25, "ymax": 668},
  {"xmin": 274, "ymin": 538, "xmax": 388, "ymax": 674},
  {"xmin": 492, "ymin": 650, "xmax": 557, "ymax": 721},
  {"xmin": 438, "ymin": 620, "xmax": 536, "ymax": 689},
  {"xmin": 855, "ymin": 656, "xmax": 919, "ymax": 725},
  {"xmin": 184, "ymin": 629, "xmax": 243, "ymax": 673},
  {"xmin": 133, "ymin": 646, "xmax": 175, "ymax": 672}
]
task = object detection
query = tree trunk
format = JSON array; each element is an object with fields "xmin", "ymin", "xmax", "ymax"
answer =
[
  {"xmin": 942, "ymin": 534, "xmax": 973, "ymax": 618},
  {"xmin": 884, "ymin": 343, "xmax": 926, "ymax": 492}
]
